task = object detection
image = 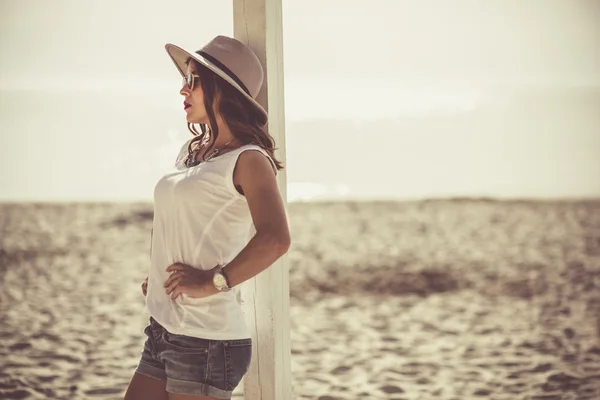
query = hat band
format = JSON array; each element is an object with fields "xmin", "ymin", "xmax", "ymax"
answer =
[{"xmin": 196, "ymin": 50, "xmax": 251, "ymax": 96}]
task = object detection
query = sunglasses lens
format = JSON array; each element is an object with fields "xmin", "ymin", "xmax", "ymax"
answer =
[{"xmin": 182, "ymin": 74, "xmax": 193, "ymax": 90}]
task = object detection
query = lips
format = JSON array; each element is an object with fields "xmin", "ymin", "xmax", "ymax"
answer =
[{"xmin": 184, "ymin": 101, "xmax": 191, "ymax": 109}]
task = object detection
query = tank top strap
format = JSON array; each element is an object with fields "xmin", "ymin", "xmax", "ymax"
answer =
[{"xmin": 231, "ymin": 144, "xmax": 278, "ymax": 175}]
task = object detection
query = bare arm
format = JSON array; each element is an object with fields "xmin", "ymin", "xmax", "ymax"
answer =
[{"xmin": 221, "ymin": 150, "xmax": 291, "ymax": 288}]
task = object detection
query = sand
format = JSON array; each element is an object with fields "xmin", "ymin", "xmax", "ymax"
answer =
[{"xmin": 0, "ymin": 199, "xmax": 599, "ymax": 399}]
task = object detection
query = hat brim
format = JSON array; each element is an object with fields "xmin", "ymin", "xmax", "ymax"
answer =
[{"xmin": 165, "ymin": 43, "xmax": 268, "ymax": 121}]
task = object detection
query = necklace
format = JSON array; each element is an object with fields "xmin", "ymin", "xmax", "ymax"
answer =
[{"xmin": 185, "ymin": 138, "xmax": 235, "ymax": 168}]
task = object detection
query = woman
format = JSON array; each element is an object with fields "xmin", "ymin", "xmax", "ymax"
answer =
[{"xmin": 124, "ymin": 35, "xmax": 291, "ymax": 400}]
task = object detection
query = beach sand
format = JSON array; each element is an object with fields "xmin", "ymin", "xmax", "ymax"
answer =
[{"xmin": 0, "ymin": 199, "xmax": 599, "ymax": 399}]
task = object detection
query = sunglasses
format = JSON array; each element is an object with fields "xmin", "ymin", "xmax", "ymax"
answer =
[{"xmin": 182, "ymin": 72, "xmax": 200, "ymax": 91}]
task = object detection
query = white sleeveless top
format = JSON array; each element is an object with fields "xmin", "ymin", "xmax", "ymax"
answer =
[{"xmin": 145, "ymin": 138, "xmax": 276, "ymax": 340}]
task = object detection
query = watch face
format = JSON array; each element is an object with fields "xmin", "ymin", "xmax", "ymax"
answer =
[{"xmin": 214, "ymin": 272, "xmax": 227, "ymax": 288}]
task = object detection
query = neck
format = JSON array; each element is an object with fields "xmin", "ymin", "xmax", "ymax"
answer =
[{"xmin": 209, "ymin": 118, "xmax": 237, "ymax": 149}]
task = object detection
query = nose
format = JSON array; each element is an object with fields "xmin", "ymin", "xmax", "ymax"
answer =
[{"xmin": 180, "ymin": 84, "xmax": 190, "ymax": 96}]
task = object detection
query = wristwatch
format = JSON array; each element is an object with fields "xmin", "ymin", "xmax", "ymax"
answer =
[{"xmin": 213, "ymin": 265, "xmax": 232, "ymax": 292}]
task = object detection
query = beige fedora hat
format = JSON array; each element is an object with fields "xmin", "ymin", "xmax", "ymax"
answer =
[{"xmin": 165, "ymin": 35, "xmax": 267, "ymax": 119}]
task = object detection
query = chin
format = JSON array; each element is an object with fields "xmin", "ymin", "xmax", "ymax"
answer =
[{"xmin": 186, "ymin": 114, "xmax": 208, "ymax": 124}]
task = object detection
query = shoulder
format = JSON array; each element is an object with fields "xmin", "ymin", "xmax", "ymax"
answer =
[
  {"xmin": 231, "ymin": 146, "xmax": 277, "ymax": 189},
  {"xmin": 175, "ymin": 138, "xmax": 193, "ymax": 164},
  {"xmin": 234, "ymin": 145, "xmax": 277, "ymax": 176},
  {"xmin": 179, "ymin": 138, "xmax": 193, "ymax": 153}
]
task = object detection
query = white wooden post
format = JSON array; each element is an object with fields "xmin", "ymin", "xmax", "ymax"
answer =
[{"xmin": 233, "ymin": 1, "xmax": 291, "ymax": 399}]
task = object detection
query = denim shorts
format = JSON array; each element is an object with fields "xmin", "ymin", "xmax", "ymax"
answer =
[{"xmin": 135, "ymin": 316, "xmax": 252, "ymax": 399}]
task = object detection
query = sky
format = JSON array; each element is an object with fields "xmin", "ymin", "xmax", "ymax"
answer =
[
  {"xmin": 2, "ymin": 0, "xmax": 599, "ymax": 89},
  {"xmin": 0, "ymin": 0, "xmax": 599, "ymax": 201}
]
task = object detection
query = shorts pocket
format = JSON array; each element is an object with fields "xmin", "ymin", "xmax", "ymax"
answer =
[
  {"xmin": 143, "ymin": 323, "xmax": 152, "ymax": 339},
  {"xmin": 224, "ymin": 338, "xmax": 252, "ymax": 391},
  {"xmin": 141, "ymin": 323, "xmax": 156, "ymax": 355},
  {"xmin": 162, "ymin": 331, "xmax": 210, "ymax": 354}
]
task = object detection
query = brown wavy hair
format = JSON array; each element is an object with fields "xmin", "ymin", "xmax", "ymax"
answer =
[{"xmin": 183, "ymin": 58, "xmax": 283, "ymax": 171}]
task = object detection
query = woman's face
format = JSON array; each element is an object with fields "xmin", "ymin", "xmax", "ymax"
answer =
[{"xmin": 180, "ymin": 62, "xmax": 210, "ymax": 124}]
